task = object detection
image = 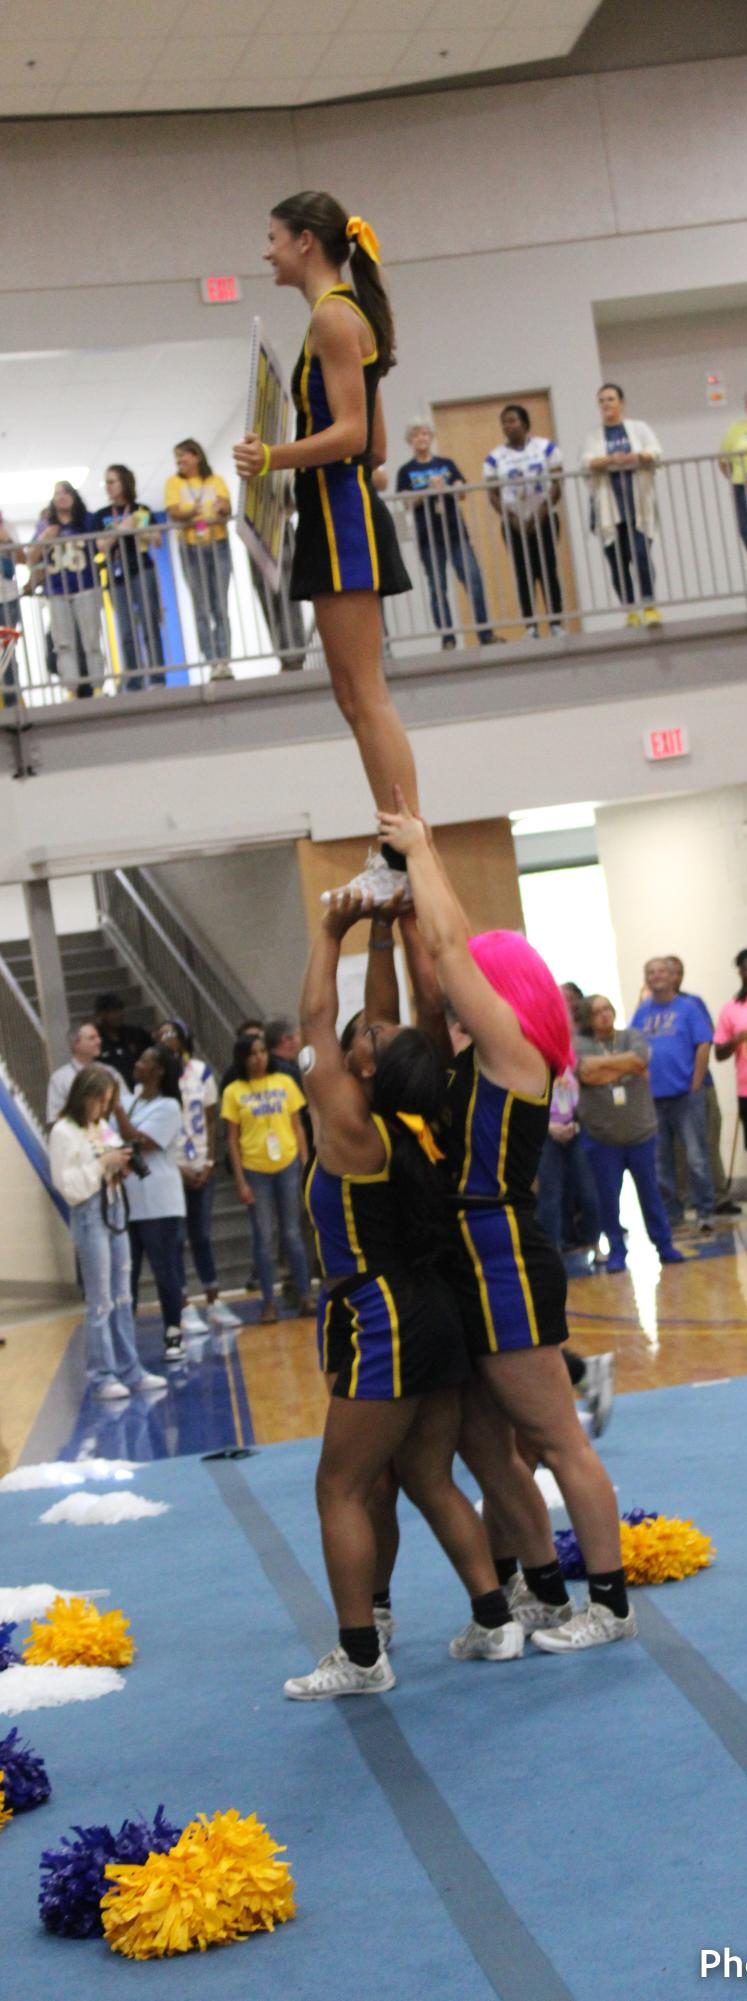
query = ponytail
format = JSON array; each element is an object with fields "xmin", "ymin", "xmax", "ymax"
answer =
[
  {"xmin": 271, "ymin": 189, "xmax": 396, "ymax": 374},
  {"xmin": 348, "ymin": 241, "xmax": 396, "ymax": 374}
]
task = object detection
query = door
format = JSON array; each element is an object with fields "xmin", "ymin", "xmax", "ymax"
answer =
[{"xmin": 431, "ymin": 390, "xmax": 579, "ymax": 641}]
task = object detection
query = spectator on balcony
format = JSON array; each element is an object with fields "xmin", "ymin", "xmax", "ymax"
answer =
[
  {"xmin": 115, "ymin": 1045, "xmax": 188, "ymax": 1367},
  {"xmin": 95, "ymin": 991, "xmax": 150, "ymax": 1092},
  {"xmin": 26, "ymin": 481, "xmax": 107, "ymax": 694},
  {"xmin": 714, "ymin": 948, "xmax": 747, "ymax": 1151},
  {"xmin": 718, "ymin": 394, "xmax": 747, "ymax": 554},
  {"xmin": 630, "ymin": 957, "xmax": 714, "ymax": 1233},
  {"xmin": 222, "ymin": 1029, "xmax": 314, "ymax": 1323},
  {"xmin": 483, "ymin": 404, "xmax": 564, "ymax": 638},
  {"xmin": 165, "ymin": 439, "xmax": 232, "ymax": 678},
  {"xmin": 0, "ymin": 510, "xmax": 24, "ymax": 707},
  {"xmin": 575, "ymin": 995, "xmax": 683, "ymax": 1272},
  {"xmin": 49, "ymin": 1064, "xmax": 165, "ymax": 1400},
  {"xmin": 582, "ymin": 384, "xmax": 662, "ymax": 628},
  {"xmin": 156, "ymin": 1019, "xmax": 240, "ymax": 1334},
  {"xmin": 396, "ymin": 421, "xmax": 494, "ymax": 648},
  {"xmin": 94, "ymin": 464, "xmax": 165, "ymax": 692},
  {"xmin": 46, "ymin": 1020, "xmax": 129, "ymax": 1126}
]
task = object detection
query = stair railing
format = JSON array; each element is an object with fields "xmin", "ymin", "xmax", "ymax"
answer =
[
  {"xmin": 94, "ymin": 867, "xmax": 261, "ymax": 1074},
  {"xmin": 0, "ymin": 951, "xmax": 49, "ymax": 1131}
]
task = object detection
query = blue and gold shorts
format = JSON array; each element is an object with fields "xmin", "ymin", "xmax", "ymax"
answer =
[
  {"xmin": 451, "ymin": 1207, "xmax": 568, "ymax": 1357},
  {"xmin": 320, "ymin": 1270, "xmax": 469, "ymax": 1402}
]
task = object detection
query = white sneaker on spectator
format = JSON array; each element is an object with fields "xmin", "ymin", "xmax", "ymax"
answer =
[
  {"xmin": 320, "ymin": 849, "xmax": 412, "ymax": 910},
  {"xmin": 208, "ymin": 1301, "xmax": 242, "ymax": 1328},
  {"xmin": 181, "ymin": 1306, "xmax": 209, "ymax": 1335},
  {"xmin": 284, "ymin": 1646, "xmax": 395, "ymax": 1700},
  {"xmin": 448, "ymin": 1618, "xmax": 524, "ymax": 1661},
  {"xmin": 94, "ymin": 1380, "xmax": 132, "ymax": 1402},
  {"xmin": 531, "ymin": 1601, "xmax": 637, "ymax": 1652},
  {"xmin": 164, "ymin": 1329, "xmax": 186, "ymax": 1364},
  {"xmin": 210, "ymin": 659, "xmax": 234, "ymax": 680},
  {"xmin": 581, "ymin": 1351, "xmax": 615, "ymax": 1436},
  {"xmin": 134, "ymin": 1371, "xmax": 168, "ymax": 1392}
]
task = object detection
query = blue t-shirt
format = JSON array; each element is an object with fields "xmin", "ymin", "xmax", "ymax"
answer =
[
  {"xmin": 125, "ymin": 1095, "xmax": 186, "ymax": 1222},
  {"xmin": 44, "ymin": 515, "xmax": 99, "ymax": 596},
  {"xmin": 603, "ymin": 423, "xmax": 635, "ymax": 524},
  {"xmin": 629, "ymin": 994, "xmax": 712, "ymax": 1098},
  {"xmin": 396, "ymin": 456, "xmax": 464, "ymax": 550}
]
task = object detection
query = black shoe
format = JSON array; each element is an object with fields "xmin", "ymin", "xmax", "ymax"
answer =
[
  {"xmin": 441, "ymin": 635, "xmax": 457, "ymax": 650},
  {"xmin": 715, "ymin": 1198, "xmax": 742, "ymax": 1215},
  {"xmin": 697, "ymin": 1220, "xmax": 715, "ymax": 1237},
  {"xmin": 164, "ymin": 1329, "xmax": 186, "ymax": 1363}
]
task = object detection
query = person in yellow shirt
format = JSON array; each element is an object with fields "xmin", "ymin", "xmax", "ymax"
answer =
[
  {"xmin": 221, "ymin": 1028, "xmax": 314, "ymax": 1322},
  {"xmin": 164, "ymin": 438, "xmax": 233, "ymax": 676},
  {"xmin": 719, "ymin": 395, "xmax": 747, "ymax": 553}
]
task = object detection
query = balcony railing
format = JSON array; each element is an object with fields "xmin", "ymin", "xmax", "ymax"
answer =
[{"xmin": 1, "ymin": 455, "xmax": 745, "ymax": 708}]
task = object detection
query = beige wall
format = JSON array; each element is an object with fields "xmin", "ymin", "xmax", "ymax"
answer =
[
  {"xmin": 152, "ymin": 846, "xmax": 309, "ymax": 1019},
  {"xmin": 0, "ymin": 1108, "xmax": 75, "ymax": 1290}
]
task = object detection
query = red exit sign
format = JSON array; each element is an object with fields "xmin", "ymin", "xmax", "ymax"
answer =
[
  {"xmin": 200, "ymin": 274, "xmax": 242, "ymax": 305},
  {"xmin": 643, "ymin": 725, "xmax": 690, "ymax": 762}
]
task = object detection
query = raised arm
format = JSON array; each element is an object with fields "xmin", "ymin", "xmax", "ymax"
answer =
[
  {"xmin": 398, "ymin": 907, "xmax": 451, "ymax": 1063},
  {"xmin": 377, "ymin": 790, "xmax": 546, "ymax": 1095},
  {"xmin": 299, "ymin": 897, "xmax": 380, "ymax": 1161}
]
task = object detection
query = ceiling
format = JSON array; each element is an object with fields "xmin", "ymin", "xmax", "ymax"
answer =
[{"xmin": 0, "ymin": 0, "xmax": 602, "ymax": 117}]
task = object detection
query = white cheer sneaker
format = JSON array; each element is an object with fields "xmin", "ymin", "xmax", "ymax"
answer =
[
  {"xmin": 448, "ymin": 1618, "xmax": 525, "ymax": 1661},
  {"xmin": 505, "ymin": 1579, "xmax": 575, "ymax": 1635},
  {"xmin": 320, "ymin": 849, "xmax": 412, "ymax": 910},
  {"xmin": 374, "ymin": 1606, "xmax": 395, "ymax": 1652},
  {"xmin": 531, "ymin": 1601, "xmax": 637, "ymax": 1652},
  {"xmin": 284, "ymin": 1645, "xmax": 396, "ymax": 1701}
]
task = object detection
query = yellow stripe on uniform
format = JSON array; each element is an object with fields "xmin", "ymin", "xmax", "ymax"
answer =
[
  {"xmin": 496, "ymin": 1092, "xmax": 513, "ymax": 1197},
  {"xmin": 458, "ymin": 1213, "xmax": 499, "ymax": 1352},
  {"xmin": 342, "ymin": 1177, "xmax": 367, "ymax": 1273},
  {"xmin": 299, "ymin": 337, "xmax": 313, "ymax": 438},
  {"xmin": 317, "ymin": 470, "xmax": 342, "ymax": 591},
  {"xmin": 457, "ymin": 1057, "xmax": 480, "ymax": 1197},
  {"xmin": 504, "ymin": 1205, "xmax": 541, "ymax": 1347},
  {"xmin": 348, "ymin": 1303, "xmax": 363, "ymax": 1397},
  {"xmin": 304, "ymin": 1159, "xmax": 326, "ymax": 1274},
  {"xmin": 376, "ymin": 1277, "xmax": 401, "ymax": 1396},
  {"xmin": 321, "ymin": 1296, "xmax": 333, "ymax": 1373},
  {"xmin": 357, "ymin": 466, "xmax": 380, "ymax": 591}
]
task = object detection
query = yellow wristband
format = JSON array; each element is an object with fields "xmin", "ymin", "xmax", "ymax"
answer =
[{"xmin": 257, "ymin": 441, "xmax": 272, "ymax": 478}]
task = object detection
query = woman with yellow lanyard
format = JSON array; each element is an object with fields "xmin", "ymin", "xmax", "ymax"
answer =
[
  {"xmin": 165, "ymin": 438, "xmax": 232, "ymax": 676},
  {"xmin": 233, "ymin": 192, "xmax": 414, "ymax": 910},
  {"xmin": 221, "ymin": 1028, "xmax": 314, "ymax": 1323}
]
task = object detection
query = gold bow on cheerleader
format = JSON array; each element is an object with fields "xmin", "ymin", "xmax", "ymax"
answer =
[
  {"xmin": 396, "ymin": 1113, "xmax": 444, "ymax": 1165},
  {"xmin": 346, "ymin": 215, "xmax": 381, "ymax": 264}
]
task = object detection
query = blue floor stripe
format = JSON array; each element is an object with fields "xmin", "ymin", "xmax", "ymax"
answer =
[{"xmin": 208, "ymin": 1457, "xmax": 575, "ymax": 2001}]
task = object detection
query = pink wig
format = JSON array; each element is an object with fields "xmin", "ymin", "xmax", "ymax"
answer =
[{"xmin": 468, "ymin": 930, "xmax": 575, "ymax": 1077}]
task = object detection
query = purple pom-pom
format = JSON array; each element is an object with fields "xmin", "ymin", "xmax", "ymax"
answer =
[
  {"xmin": 0, "ymin": 1728, "xmax": 51, "ymax": 1811},
  {"xmin": 0, "ymin": 1622, "xmax": 21, "ymax": 1672},
  {"xmin": 553, "ymin": 1528, "xmax": 587, "ymax": 1579},
  {"xmin": 39, "ymin": 1807, "xmax": 182, "ymax": 1937},
  {"xmin": 623, "ymin": 1508, "xmax": 660, "ymax": 1527}
]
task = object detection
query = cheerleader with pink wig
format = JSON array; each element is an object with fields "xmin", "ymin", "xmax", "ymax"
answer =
[{"xmin": 377, "ymin": 789, "xmax": 636, "ymax": 1657}]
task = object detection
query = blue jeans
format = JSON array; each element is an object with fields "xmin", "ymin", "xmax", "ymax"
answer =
[
  {"xmin": 654, "ymin": 1090, "xmax": 714, "ymax": 1223},
  {"xmin": 582, "ymin": 1133, "xmax": 675, "ymax": 1258},
  {"xmin": 181, "ymin": 538, "xmax": 231, "ymax": 663},
  {"xmin": 182, "ymin": 1177, "xmax": 218, "ymax": 1291},
  {"xmin": 734, "ymin": 484, "xmax": 747, "ymax": 553},
  {"xmin": 70, "ymin": 1190, "xmax": 144, "ymax": 1390},
  {"xmin": 420, "ymin": 533, "xmax": 491, "ymax": 641},
  {"xmin": 604, "ymin": 523, "xmax": 655, "ymax": 607},
  {"xmin": 113, "ymin": 570, "xmax": 165, "ymax": 690},
  {"xmin": 536, "ymin": 1132, "xmax": 600, "ymax": 1251},
  {"xmin": 244, "ymin": 1161, "xmax": 309, "ymax": 1305},
  {"xmin": 129, "ymin": 1216, "xmax": 184, "ymax": 1332}
]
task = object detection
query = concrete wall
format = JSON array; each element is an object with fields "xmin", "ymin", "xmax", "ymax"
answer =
[
  {"xmin": 0, "ymin": 1109, "xmax": 75, "ymax": 1290},
  {"xmin": 152, "ymin": 846, "xmax": 309, "ymax": 1019}
]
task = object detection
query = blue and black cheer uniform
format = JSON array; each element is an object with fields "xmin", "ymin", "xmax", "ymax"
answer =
[
  {"xmin": 305, "ymin": 1114, "xmax": 468, "ymax": 1400},
  {"xmin": 289, "ymin": 284, "xmax": 411, "ymax": 602},
  {"xmin": 440, "ymin": 1046, "xmax": 568, "ymax": 1356}
]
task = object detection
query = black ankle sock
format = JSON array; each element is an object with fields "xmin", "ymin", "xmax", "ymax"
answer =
[
  {"xmin": 471, "ymin": 1588, "xmax": 510, "ymax": 1631},
  {"xmin": 381, "ymin": 842, "xmax": 408, "ymax": 873},
  {"xmin": 524, "ymin": 1561, "xmax": 570, "ymax": 1609},
  {"xmin": 564, "ymin": 1348, "xmax": 586, "ymax": 1389},
  {"xmin": 372, "ymin": 1590, "xmax": 391, "ymax": 1610},
  {"xmin": 588, "ymin": 1568, "xmax": 629, "ymax": 1620},
  {"xmin": 495, "ymin": 1557, "xmax": 519, "ymax": 1588},
  {"xmin": 340, "ymin": 1624, "xmax": 380, "ymax": 1667}
]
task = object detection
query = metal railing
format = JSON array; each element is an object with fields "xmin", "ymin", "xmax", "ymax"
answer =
[
  {"xmin": 0, "ymin": 951, "xmax": 48, "ymax": 1131},
  {"xmin": 95, "ymin": 866, "xmax": 262, "ymax": 1076},
  {"xmin": 1, "ymin": 456, "xmax": 745, "ymax": 707}
]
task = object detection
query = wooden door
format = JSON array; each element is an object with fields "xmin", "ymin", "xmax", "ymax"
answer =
[{"xmin": 431, "ymin": 390, "xmax": 578, "ymax": 641}]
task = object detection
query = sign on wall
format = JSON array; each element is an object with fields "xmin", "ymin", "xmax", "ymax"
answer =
[
  {"xmin": 643, "ymin": 725, "xmax": 690, "ymax": 762},
  {"xmin": 235, "ymin": 317, "xmax": 291, "ymax": 593}
]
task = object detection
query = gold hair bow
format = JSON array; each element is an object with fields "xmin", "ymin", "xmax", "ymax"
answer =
[
  {"xmin": 396, "ymin": 1112, "xmax": 444, "ymax": 1164},
  {"xmin": 346, "ymin": 215, "xmax": 381, "ymax": 265}
]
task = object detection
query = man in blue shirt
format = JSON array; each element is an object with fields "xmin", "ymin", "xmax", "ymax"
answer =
[
  {"xmin": 396, "ymin": 422, "xmax": 494, "ymax": 648},
  {"xmin": 631, "ymin": 957, "xmax": 714, "ymax": 1231}
]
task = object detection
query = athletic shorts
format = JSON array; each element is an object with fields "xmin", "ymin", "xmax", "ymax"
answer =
[
  {"xmin": 449, "ymin": 1207, "xmax": 568, "ymax": 1358},
  {"xmin": 322, "ymin": 1269, "xmax": 469, "ymax": 1402},
  {"xmin": 316, "ymin": 1288, "xmax": 355, "ymax": 1378}
]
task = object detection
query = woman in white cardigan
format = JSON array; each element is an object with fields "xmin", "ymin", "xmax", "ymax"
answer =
[
  {"xmin": 582, "ymin": 383, "xmax": 662, "ymax": 626},
  {"xmin": 49, "ymin": 1064, "xmax": 165, "ymax": 1401}
]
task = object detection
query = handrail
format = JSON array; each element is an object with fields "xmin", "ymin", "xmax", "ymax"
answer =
[
  {"xmin": 0, "ymin": 949, "xmax": 48, "ymax": 1132},
  {"xmin": 94, "ymin": 867, "xmax": 261, "ymax": 1074}
]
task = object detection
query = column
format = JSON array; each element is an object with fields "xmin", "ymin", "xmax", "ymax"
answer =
[{"xmin": 22, "ymin": 879, "xmax": 69, "ymax": 1070}]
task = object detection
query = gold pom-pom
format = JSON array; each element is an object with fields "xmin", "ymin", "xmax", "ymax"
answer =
[
  {"xmin": 22, "ymin": 1595, "xmax": 134, "ymax": 1668},
  {"xmin": 620, "ymin": 1515, "xmax": 715, "ymax": 1586},
  {"xmin": 0, "ymin": 1775, "xmax": 12, "ymax": 1832},
  {"xmin": 101, "ymin": 1809, "xmax": 295, "ymax": 1960}
]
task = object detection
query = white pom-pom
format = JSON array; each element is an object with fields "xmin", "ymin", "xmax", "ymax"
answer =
[
  {"xmin": 0, "ymin": 1459, "xmax": 138, "ymax": 1493},
  {"xmin": 39, "ymin": 1492, "xmax": 170, "ymax": 1527},
  {"xmin": 0, "ymin": 1585, "xmax": 110, "ymax": 1622},
  {"xmin": 0, "ymin": 1664, "xmax": 124, "ymax": 1715}
]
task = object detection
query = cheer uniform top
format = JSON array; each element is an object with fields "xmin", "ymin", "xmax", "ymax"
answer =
[
  {"xmin": 440, "ymin": 1046, "xmax": 568, "ymax": 1355},
  {"xmin": 289, "ymin": 285, "xmax": 411, "ymax": 602},
  {"xmin": 305, "ymin": 1114, "xmax": 467, "ymax": 1400}
]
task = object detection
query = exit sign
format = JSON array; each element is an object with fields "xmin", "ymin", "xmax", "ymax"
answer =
[
  {"xmin": 643, "ymin": 725, "xmax": 690, "ymax": 762},
  {"xmin": 200, "ymin": 274, "xmax": 242, "ymax": 305}
]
